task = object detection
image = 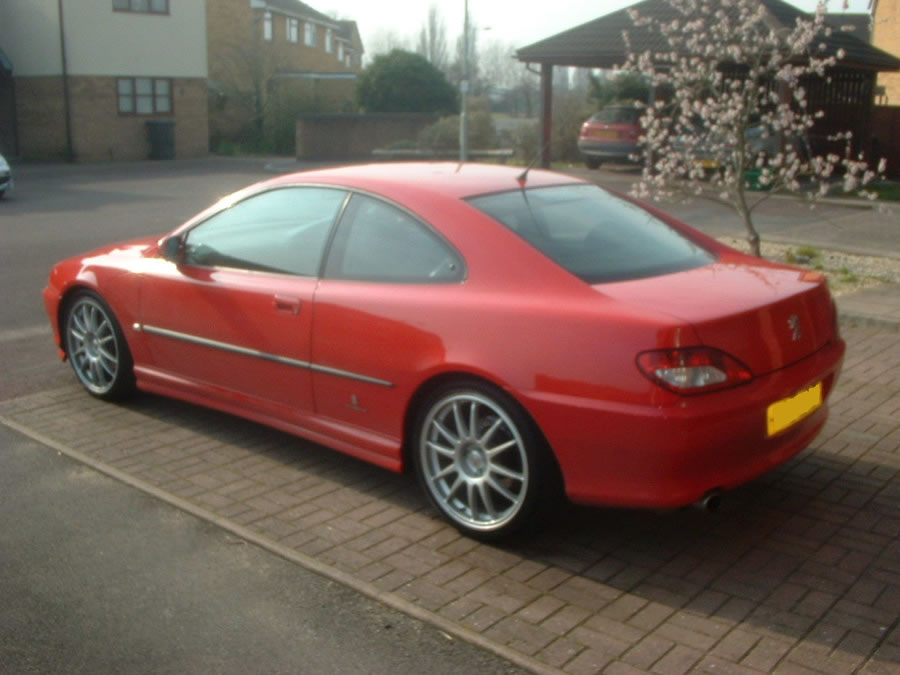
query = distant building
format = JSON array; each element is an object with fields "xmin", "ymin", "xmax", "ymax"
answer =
[
  {"xmin": 206, "ymin": 0, "xmax": 364, "ymax": 148},
  {"xmin": 872, "ymin": 0, "xmax": 900, "ymax": 102},
  {"xmin": 0, "ymin": 0, "xmax": 208, "ymax": 161}
]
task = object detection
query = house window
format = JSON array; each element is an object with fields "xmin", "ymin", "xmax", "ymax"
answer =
[
  {"xmin": 117, "ymin": 77, "xmax": 172, "ymax": 115},
  {"xmin": 304, "ymin": 22, "xmax": 316, "ymax": 47},
  {"xmin": 325, "ymin": 29, "xmax": 333, "ymax": 53},
  {"xmin": 337, "ymin": 42, "xmax": 344, "ymax": 62},
  {"xmin": 113, "ymin": 0, "xmax": 169, "ymax": 13},
  {"xmin": 287, "ymin": 18, "xmax": 299, "ymax": 43},
  {"xmin": 263, "ymin": 11, "xmax": 272, "ymax": 41},
  {"xmin": 345, "ymin": 54, "xmax": 351, "ymax": 68}
]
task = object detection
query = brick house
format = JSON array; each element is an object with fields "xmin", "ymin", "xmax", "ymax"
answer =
[
  {"xmin": 206, "ymin": 0, "xmax": 364, "ymax": 149},
  {"xmin": 872, "ymin": 0, "xmax": 900, "ymax": 103},
  {"xmin": 0, "ymin": 0, "xmax": 208, "ymax": 161}
]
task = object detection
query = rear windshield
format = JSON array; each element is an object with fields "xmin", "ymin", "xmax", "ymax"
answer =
[
  {"xmin": 590, "ymin": 107, "xmax": 639, "ymax": 124},
  {"xmin": 468, "ymin": 184, "xmax": 715, "ymax": 284}
]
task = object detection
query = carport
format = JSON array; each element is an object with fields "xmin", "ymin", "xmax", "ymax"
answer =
[{"xmin": 516, "ymin": 0, "xmax": 900, "ymax": 168}]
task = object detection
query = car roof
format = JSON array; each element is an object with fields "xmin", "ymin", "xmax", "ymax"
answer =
[{"xmin": 265, "ymin": 162, "xmax": 582, "ymax": 201}]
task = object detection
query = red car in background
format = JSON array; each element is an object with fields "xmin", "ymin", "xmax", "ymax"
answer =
[
  {"xmin": 43, "ymin": 163, "xmax": 844, "ymax": 539},
  {"xmin": 577, "ymin": 105, "xmax": 642, "ymax": 169}
]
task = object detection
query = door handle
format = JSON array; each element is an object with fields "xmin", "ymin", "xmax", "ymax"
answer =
[{"xmin": 273, "ymin": 295, "xmax": 302, "ymax": 315}]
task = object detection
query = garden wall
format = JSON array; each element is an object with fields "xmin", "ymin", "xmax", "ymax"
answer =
[{"xmin": 295, "ymin": 113, "xmax": 438, "ymax": 161}]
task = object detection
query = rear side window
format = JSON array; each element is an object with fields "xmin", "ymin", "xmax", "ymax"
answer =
[
  {"xmin": 468, "ymin": 184, "xmax": 714, "ymax": 284},
  {"xmin": 324, "ymin": 194, "xmax": 463, "ymax": 283}
]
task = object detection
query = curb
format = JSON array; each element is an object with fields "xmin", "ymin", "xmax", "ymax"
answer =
[{"xmin": 838, "ymin": 311, "xmax": 900, "ymax": 332}]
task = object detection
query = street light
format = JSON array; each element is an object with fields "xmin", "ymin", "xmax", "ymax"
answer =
[{"xmin": 459, "ymin": 0, "xmax": 469, "ymax": 163}]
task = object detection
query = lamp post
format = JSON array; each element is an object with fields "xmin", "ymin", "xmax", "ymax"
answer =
[{"xmin": 459, "ymin": 0, "xmax": 469, "ymax": 163}]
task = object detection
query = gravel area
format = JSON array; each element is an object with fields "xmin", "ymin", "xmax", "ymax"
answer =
[{"xmin": 717, "ymin": 236, "xmax": 900, "ymax": 296}]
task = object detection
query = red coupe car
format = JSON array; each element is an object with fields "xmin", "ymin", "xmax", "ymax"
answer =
[{"xmin": 43, "ymin": 163, "xmax": 844, "ymax": 539}]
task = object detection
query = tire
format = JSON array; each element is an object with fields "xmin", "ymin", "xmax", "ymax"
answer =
[
  {"xmin": 584, "ymin": 157, "xmax": 602, "ymax": 170},
  {"xmin": 63, "ymin": 291, "xmax": 135, "ymax": 401},
  {"xmin": 413, "ymin": 380, "xmax": 557, "ymax": 540}
]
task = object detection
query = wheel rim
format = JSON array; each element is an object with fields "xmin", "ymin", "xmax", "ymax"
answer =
[
  {"xmin": 66, "ymin": 297, "xmax": 120, "ymax": 395},
  {"xmin": 419, "ymin": 392, "xmax": 529, "ymax": 532}
]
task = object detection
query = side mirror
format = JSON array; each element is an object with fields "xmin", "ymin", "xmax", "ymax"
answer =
[{"xmin": 161, "ymin": 236, "xmax": 183, "ymax": 263}]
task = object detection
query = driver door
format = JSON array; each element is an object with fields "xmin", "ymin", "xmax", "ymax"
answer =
[{"xmin": 137, "ymin": 186, "xmax": 348, "ymax": 421}]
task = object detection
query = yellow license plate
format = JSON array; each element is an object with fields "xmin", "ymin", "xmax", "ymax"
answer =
[
  {"xmin": 767, "ymin": 382, "xmax": 823, "ymax": 437},
  {"xmin": 591, "ymin": 130, "xmax": 616, "ymax": 140}
]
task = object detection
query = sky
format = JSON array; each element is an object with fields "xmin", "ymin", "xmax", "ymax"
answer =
[{"xmin": 323, "ymin": 0, "xmax": 874, "ymax": 57}]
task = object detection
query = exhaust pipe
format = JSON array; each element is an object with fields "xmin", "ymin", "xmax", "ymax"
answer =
[{"xmin": 694, "ymin": 490, "xmax": 722, "ymax": 513}]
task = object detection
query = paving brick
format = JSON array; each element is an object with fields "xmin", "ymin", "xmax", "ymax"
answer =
[
  {"xmin": 709, "ymin": 628, "xmax": 760, "ymax": 663},
  {"xmin": 541, "ymin": 605, "xmax": 592, "ymax": 636},
  {"xmin": 394, "ymin": 578, "xmax": 459, "ymax": 612},
  {"xmin": 468, "ymin": 575, "xmax": 541, "ymax": 614},
  {"xmin": 461, "ymin": 604, "xmax": 507, "ymax": 632},
  {"xmin": 621, "ymin": 634, "xmax": 675, "ymax": 670},
  {"xmin": 516, "ymin": 595, "xmax": 567, "ymax": 624},
  {"xmin": 563, "ymin": 647, "xmax": 616, "ymax": 674},
  {"xmin": 627, "ymin": 601, "xmax": 676, "ymax": 632},
  {"xmin": 691, "ymin": 655, "xmax": 764, "ymax": 674},
  {"xmin": 550, "ymin": 575, "xmax": 620, "ymax": 612},
  {"xmin": 740, "ymin": 636, "xmax": 793, "ymax": 671},
  {"xmin": 650, "ymin": 644, "xmax": 703, "ymax": 675},
  {"xmin": 437, "ymin": 596, "xmax": 482, "ymax": 622},
  {"xmin": 535, "ymin": 636, "xmax": 583, "ymax": 668},
  {"xmin": 442, "ymin": 567, "xmax": 492, "ymax": 595},
  {"xmin": 483, "ymin": 616, "xmax": 557, "ymax": 655}
]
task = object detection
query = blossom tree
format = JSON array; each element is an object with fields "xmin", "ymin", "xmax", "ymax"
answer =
[{"xmin": 621, "ymin": 0, "xmax": 884, "ymax": 256}]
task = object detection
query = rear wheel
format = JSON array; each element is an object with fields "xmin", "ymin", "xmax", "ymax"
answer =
[
  {"xmin": 413, "ymin": 381, "xmax": 555, "ymax": 540},
  {"xmin": 585, "ymin": 157, "xmax": 602, "ymax": 169},
  {"xmin": 64, "ymin": 291, "xmax": 135, "ymax": 400}
]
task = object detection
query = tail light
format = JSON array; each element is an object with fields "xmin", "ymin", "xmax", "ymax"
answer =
[{"xmin": 637, "ymin": 347, "xmax": 753, "ymax": 395}]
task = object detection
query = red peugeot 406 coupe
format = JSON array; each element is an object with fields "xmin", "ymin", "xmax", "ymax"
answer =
[{"xmin": 44, "ymin": 163, "xmax": 844, "ymax": 539}]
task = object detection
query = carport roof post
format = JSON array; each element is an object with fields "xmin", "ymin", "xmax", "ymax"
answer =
[{"xmin": 516, "ymin": 0, "xmax": 900, "ymax": 167}]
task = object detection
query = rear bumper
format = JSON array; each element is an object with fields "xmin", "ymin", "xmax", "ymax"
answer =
[
  {"xmin": 577, "ymin": 139, "xmax": 639, "ymax": 161},
  {"xmin": 522, "ymin": 337, "xmax": 845, "ymax": 509}
]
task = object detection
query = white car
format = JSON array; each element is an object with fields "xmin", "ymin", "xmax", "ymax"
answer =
[{"xmin": 0, "ymin": 153, "xmax": 12, "ymax": 199}]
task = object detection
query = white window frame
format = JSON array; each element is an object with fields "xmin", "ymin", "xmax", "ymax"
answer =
[
  {"xmin": 325, "ymin": 29, "xmax": 333, "ymax": 53},
  {"xmin": 287, "ymin": 17, "xmax": 299, "ymax": 43},
  {"xmin": 117, "ymin": 77, "xmax": 172, "ymax": 115},
  {"xmin": 263, "ymin": 11, "xmax": 273, "ymax": 41},
  {"xmin": 304, "ymin": 22, "xmax": 316, "ymax": 47},
  {"xmin": 337, "ymin": 42, "xmax": 344, "ymax": 62}
]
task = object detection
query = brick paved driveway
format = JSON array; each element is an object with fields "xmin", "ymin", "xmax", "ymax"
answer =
[{"xmin": 2, "ymin": 323, "xmax": 898, "ymax": 674}]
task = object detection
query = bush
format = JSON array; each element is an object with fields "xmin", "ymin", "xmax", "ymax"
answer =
[{"xmin": 357, "ymin": 49, "xmax": 458, "ymax": 114}]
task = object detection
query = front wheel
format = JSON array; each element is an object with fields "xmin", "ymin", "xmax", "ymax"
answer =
[
  {"xmin": 413, "ymin": 382, "xmax": 555, "ymax": 540},
  {"xmin": 64, "ymin": 291, "xmax": 135, "ymax": 400}
]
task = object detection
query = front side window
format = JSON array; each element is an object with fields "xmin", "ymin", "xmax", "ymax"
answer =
[
  {"xmin": 324, "ymin": 195, "xmax": 463, "ymax": 283},
  {"xmin": 113, "ymin": 0, "xmax": 168, "ymax": 13},
  {"xmin": 183, "ymin": 187, "xmax": 347, "ymax": 276},
  {"xmin": 304, "ymin": 22, "xmax": 316, "ymax": 47},
  {"xmin": 117, "ymin": 77, "xmax": 171, "ymax": 115},
  {"xmin": 468, "ymin": 184, "xmax": 714, "ymax": 284}
]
